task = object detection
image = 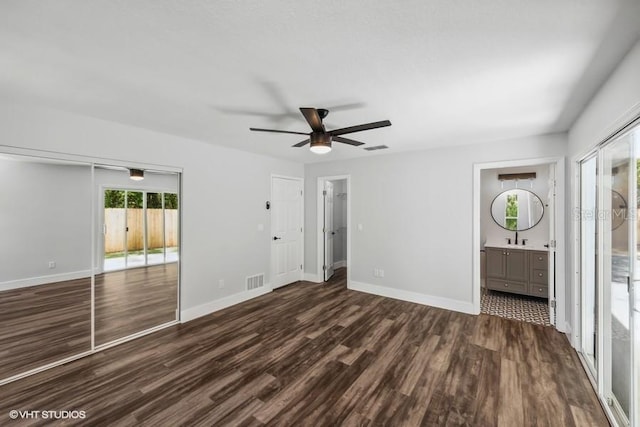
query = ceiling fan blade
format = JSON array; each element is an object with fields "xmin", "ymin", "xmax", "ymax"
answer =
[
  {"xmin": 333, "ymin": 136, "xmax": 365, "ymax": 146},
  {"xmin": 292, "ymin": 139, "xmax": 310, "ymax": 148},
  {"xmin": 300, "ymin": 108, "xmax": 324, "ymax": 132},
  {"xmin": 329, "ymin": 120, "xmax": 391, "ymax": 136},
  {"xmin": 249, "ymin": 127, "xmax": 309, "ymax": 136}
]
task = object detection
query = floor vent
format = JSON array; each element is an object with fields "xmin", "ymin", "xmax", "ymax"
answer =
[
  {"xmin": 363, "ymin": 145, "xmax": 389, "ymax": 151},
  {"xmin": 246, "ymin": 273, "xmax": 265, "ymax": 291}
]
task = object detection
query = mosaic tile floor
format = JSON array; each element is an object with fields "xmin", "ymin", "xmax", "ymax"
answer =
[{"xmin": 481, "ymin": 288, "xmax": 550, "ymax": 326}]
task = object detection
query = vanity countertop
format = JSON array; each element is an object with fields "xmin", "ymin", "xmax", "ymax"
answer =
[{"xmin": 484, "ymin": 243, "xmax": 549, "ymax": 251}]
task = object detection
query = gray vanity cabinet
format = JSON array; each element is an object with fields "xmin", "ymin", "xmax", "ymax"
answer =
[
  {"xmin": 528, "ymin": 251, "xmax": 548, "ymax": 298},
  {"xmin": 485, "ymin": 247, "xmax": 549, "ymax": 298}
]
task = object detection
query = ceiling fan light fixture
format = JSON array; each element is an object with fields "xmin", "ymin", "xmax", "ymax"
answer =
[
  {"xmin": 309, "ymin": 133, "xmax": 332, "ymax": 155},
  {"xmin": 129, "ymin": 168, "xmax": 144, "ymax": 181}
]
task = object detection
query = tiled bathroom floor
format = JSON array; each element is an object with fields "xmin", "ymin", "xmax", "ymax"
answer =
[{"xmin": 481, "ymin": 288, "xmax": 550, "ymax": 326}]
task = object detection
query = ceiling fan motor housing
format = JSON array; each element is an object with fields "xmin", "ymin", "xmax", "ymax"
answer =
[{"xmin": 310, "ymin": 132, "xmax": 332, "ymax": 149}]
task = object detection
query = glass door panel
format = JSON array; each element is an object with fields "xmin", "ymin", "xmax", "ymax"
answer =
[
  {"xmin": 580, "ymin": 155, "xmax": 598, "ymax": 375},
  {"xmin": 104, "ymin": 189, "xmax": 126, "ymax": 271},
  {"xmin": 603, "ymin": 132, "xmax": 632, "ymax": 422},
  {"xmin": 146, "ymin": 192, "xmax": 164, "ymax": 265},
  {"xmin": 125, "ymin": 191, "xmax": 145, "ymax": 268},
  {"xmin": 164, "ymin": 193, "xmax": 179, "ymax": 263}
]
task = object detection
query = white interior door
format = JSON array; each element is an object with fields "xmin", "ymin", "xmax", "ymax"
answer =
[
  {"xmin": 324, "ymin": 181, "xmax": 335, "ymax": 281},
  {"xmin": 271, "ymin": 176, "xmax": 303, "ymax": 289}
]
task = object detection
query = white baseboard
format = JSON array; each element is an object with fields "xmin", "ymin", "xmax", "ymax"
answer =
[
  {"xmin": 349, "ymin": 281, "xmax": 475, "ymax": 315},
  {"xmin": 180, "ymin": 285, "xmax": 272, "ymax": 323},
  {"xmin": 303, "ymin": 273, "xmax": 323, "ymax": 283},
  {"xmin": 0, "ymin": 270, "xmax": 92, "ymax": 292},
  {"xmin": 333, "ymin": 260, "xmax": 347, "ymax": 269}
]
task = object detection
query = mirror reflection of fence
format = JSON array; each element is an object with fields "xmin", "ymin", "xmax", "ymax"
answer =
[
  {"xmin": 0, "ymin": 154, "xmax": 92, "ymax": 380},
  {"xmin": 0, "ymin": 155, "xmax": 181, "ymax": 384}
]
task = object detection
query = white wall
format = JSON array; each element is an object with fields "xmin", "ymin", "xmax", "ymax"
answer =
[
  {"xmin": 0, "ymin": 103, "xmax": 303, "ymax": 318},
  {"xmin": 0, "ymin": 157, "xmax": 92, "ymax": 288},
  {"xmin": 481, "ymin": 164, "xmax": 550, "ymax": 248},
  {"xmin": 567, "ymin": 40, "xmax": 640, "ymax": 339},
  {"xmin": 331, "ymin": 179, "xmax": 347, "ymax": 265},
  {"xmin": 304, "ymin": 134, "xmax": 567, "ymax": 311}
]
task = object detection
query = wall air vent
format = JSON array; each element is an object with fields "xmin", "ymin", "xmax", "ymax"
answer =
[
  {"xmin": 363, "ymin": 145, "xmax": 389, "ymax": 151},
  {"xmin": 246, "ymin": 273, "xmax": 265, "ymax": 290}
]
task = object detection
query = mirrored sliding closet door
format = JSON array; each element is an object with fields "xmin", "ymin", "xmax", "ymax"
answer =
[
  {"xmin": 94, "ymin": 165, "xmax": 180, "ymax": 346},
  {"xmin": 0, "ymin": 152, "xmax": 181, "ymax": 385},
  {"xmin": 0, "ymin": 154, "xmax": 92, "ymax": 380}
]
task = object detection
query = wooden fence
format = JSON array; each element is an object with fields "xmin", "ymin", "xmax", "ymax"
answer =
[{"xmin": 104, "ymin": 208, "xmax": 178, "ymax": 253}]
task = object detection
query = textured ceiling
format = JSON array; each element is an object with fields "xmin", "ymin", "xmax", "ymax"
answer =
[{"xmin": 0, "ymin": 0, "xmax": 638, "ymax": 163}]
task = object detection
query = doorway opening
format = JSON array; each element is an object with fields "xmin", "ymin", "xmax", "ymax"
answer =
[
  {"xmin": 473, "ymin": 157, "xmax": 565, "ymax": 330},
  {"xmin": 317, "ymin": 175, "xmax": 350, "ymax": 287}
]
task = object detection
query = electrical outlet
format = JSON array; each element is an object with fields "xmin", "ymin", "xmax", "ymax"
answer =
[
  {"xmin": 218, "ymin": 279, "xmax": 225, "ymax": 288},
  {"xmin": 48, "ymin": 261, "xmax": 56, "ymax": 269},
  {"xmin": 373, "ymin": 268, "xmax": 378, "ymax": 277},
  {"xmin": 379, "ymin": 269, "xmax": 384, "ymax": 278}
]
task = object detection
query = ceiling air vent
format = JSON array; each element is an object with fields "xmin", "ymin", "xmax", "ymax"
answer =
[
  {"xmin": 363, "ymin": 145, "xmax": 389, "ymax": 151},
  {"xmin": 246, "ymin": 273, "xmax": 265, "ymax": 291}
]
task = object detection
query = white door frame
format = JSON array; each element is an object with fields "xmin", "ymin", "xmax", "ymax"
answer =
[
  {"xmin": 472, "ymin": 156, "xmax": 566, "ymax": 331},
  {"xmin": 317, "ymin": 175, "xmax": 351, "ymax": 285},
  {"xmin": 270, "ymin": 174, "xmax": 304, "ymax": 288}
]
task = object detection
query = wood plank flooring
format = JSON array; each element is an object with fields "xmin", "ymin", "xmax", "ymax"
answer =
[
  {"xmin": 0, "ymin": 263, "xmax": 177, "ymax": 380},
  {"xmin": 0, "ymin": 268, "xmax": 607, "ymax": 426},
  {"xmin": 95, "ymin": 262, "xmax": 178, "ymax": 344},
  {"xmin": 0, "ymin": 277, "xmax": 91, "ymax": 380}
]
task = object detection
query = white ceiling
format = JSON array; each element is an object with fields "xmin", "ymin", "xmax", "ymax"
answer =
[{"xmin": 1, "ymin": 0, "xmax": 639, "ymax": 163}]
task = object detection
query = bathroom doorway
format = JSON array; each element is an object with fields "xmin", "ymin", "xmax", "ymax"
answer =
[
  {"xmin": 473, "ymin": 157, "xmax": 565, "ymax": 330},
  {"xmin": 317, "ymin": 175, "xmax": 350, "ymax": 287}
]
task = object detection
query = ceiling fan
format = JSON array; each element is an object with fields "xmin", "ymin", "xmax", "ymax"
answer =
[{"xmin": 250, "ymin": 107, "xmax": 391, "ymax": 154}]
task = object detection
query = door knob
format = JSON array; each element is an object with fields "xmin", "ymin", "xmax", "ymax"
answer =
[{"xmin": 273, "ymin": 236, "xmax": 281, "ymax": 240}]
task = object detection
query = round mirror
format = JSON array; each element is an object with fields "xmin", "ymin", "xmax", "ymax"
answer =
[
  {"xmin": 611, "ymin": 190, "xmax": 627, "ymax": 231},
  {"xmin": 490, "ymin": 189, "xmax": 544, "ymax": 231}
]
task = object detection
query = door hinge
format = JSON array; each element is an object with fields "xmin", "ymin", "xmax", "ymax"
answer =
[
  {"xmin": 323, "ymin": 190, "xmax": 327, "ymax": 196},
  {"xmin": 322, "ymin": 265, "xmax": 327, "ymax": 271},
  {"xmin": 300, "ymin": 264, "xmax": 302, "ymax": 270},
  {"xmin": 300, "ymin": 190, "xmax": 303, "ymax": 196},
  {"xmin": 550, "ymin": 299, "xmax": 556, "ymax": 309}
]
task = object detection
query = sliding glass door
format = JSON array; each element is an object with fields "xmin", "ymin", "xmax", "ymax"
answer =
[
  {"xmin": 104, "ymin": 189, "xmax": 178, "ymax": 271},
  {"xmin": 580, "ymin": 154, "xmax": 598, "ymax": 376},
  {"xmin": 579, "ymin": 121, "xmax": 639, "ymax": 426},
  {"xmin": 602, "ymin": 135, "xmax": 632, "ymax": 422}
]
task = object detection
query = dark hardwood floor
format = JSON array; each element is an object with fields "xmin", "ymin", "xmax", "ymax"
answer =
[
  {"xmin": 0, "ymin": 277, "xmax": 91, "ymax": 380},
  {"xmin": 95, "ymin": 262, "xmax": 178, "ymax": 344},
  {"xmin": 0, "ymin": 263, "xmax": 177, "ymax": 381},
  {"xmin": 0, "ymin": 268, "xmax": 607, "ymax": 426}
]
